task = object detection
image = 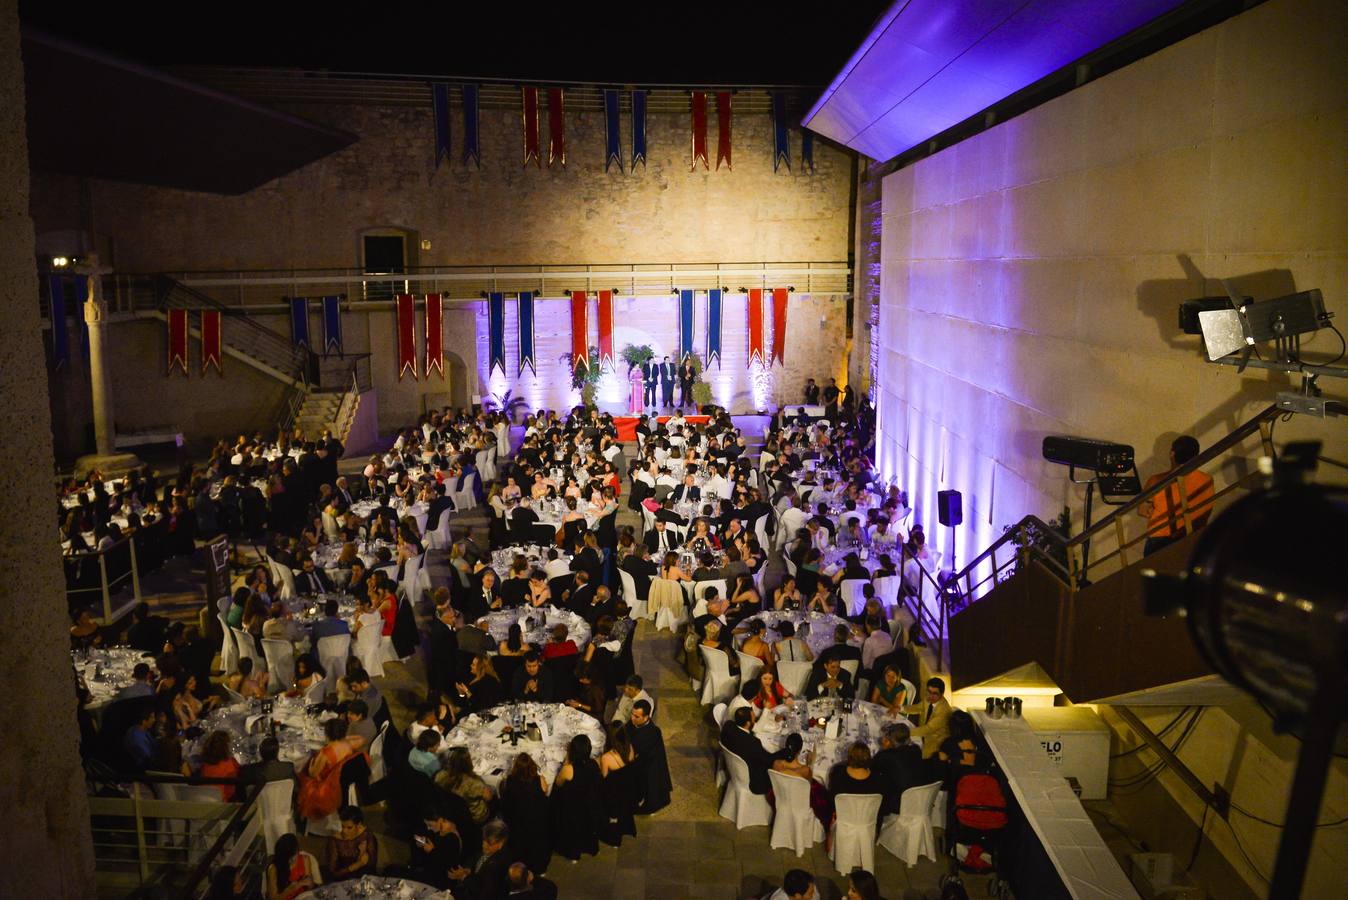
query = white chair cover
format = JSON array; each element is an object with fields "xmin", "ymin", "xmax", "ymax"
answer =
[
  {"xmin": 304, "ymin": 677, "xmax": 328, "ymax": 703},
  {"xmin": 231, "ymin": 626, "xmax": 263, "ymax": 669},
  {"xmin": 403, "ymin": 553, "xmax": 426, "ymax": 609},
  {"xmin": 873, "ymin": 575, "xmax": 901, "ymax": 615},
  {"xmin": 777, "ymin": 660, "xmax": 813, "ymax": 698},
  {"xmin": 316, "ymin": 634, "xmax": 351, "ymax": 685},
  {"xmin": 451, "ymin": 472, "xmax": 480, "ymax": 512},
  {"xmin": 260, "ymin": 639, "xmax": 295, "ymax": 693},
  {"xmin": 272, "ymin": 561, "xmax": 296, "ymax": 602},
  {"xmin": 718, "ymin": 749, "xmax": 773, "ymax": 829},
  {"xmin": 900, "ymin": 678, "xmax": 917, "ymax": 708},
  {"xmin": 353, "ymin": 615, "xmax": 385, "ymax": 677},
  {"xmin": 736, "ymin": 650, "xmax": 766, "ymax": 688},
  {"xmin": 616, "ymin": 568, "xmax": 648, "ymax": 620},
  {"xmin": 321, "ymin": 511, "xmax": 341, "ymax": 543},
  {"xmin": 839, "ymin": 659, "xmax": 860, "ymax": 684},
  {"xmin": 648, "ymin": 579, "xmax": 686, "ymax": 632},
  {"xmin": 695, "ymin": 579, "xmax": 728, "ymax": 608},
  {"xmin": 831, "ymin": 792, "xmax": 883, "ymax": 874},
  {"xmin": 783, "ymin": 555, "xmax": 799, "ymax": 578},
  {"xmin": 878, "ymin": 780, "xmax": 943, "ymax": 866},
  {"xmin": 217, "ymin": 612, "xmax": 239, "ymax": 676},
  {"xmin": 768, "ymin": 769, "xmax": 824, "ymax": 856},
  {"xmin": 839, "ymin": 579, "xmax": 870, "ymax": 616},
  {"xmin": 711, "ymin": 702, "xmax": 729, "ymax": 730},
  {"xmin": 698, "ymin": 645, "xmax": 739, "ymax": 706},
  {"xmin": 258, "ymin": 780, "xmax": 295, "ymax": 854},
  {"xmin": 368, "ymin": 721, "xmax": 391, "ymax": 783}
]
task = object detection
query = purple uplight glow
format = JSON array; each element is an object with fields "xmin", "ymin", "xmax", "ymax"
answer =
[{"xmin": 803, "ymin": 0, "xmax": 1187, "ymax": 162}]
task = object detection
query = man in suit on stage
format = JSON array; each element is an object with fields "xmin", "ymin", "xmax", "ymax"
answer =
[
  {"xmin": 642, "ymin": 359, "xmax": 659, "ymax": 408},
  {"xmin": 659, "ymin": 356, "xmax": 677, "ymax": 407}
]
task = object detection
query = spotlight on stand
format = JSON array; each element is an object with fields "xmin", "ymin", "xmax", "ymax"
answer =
[
  {"xmin": 1042, "ymin": 435, "xmax": 1142, "ymax": 582},
  {"xmin": 1143, "ymin": 442, "xmax": 1348, "ymax": 900},
  {"xmin": 1194, "ymin": 281, "xmax": 1330, "ymax": 372}
]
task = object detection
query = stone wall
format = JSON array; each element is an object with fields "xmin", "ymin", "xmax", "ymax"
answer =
[{"xmin": 0, "ymin": 0, "xmax": 96, "ymax": 894}]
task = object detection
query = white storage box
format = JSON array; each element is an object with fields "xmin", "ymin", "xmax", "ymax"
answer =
[{"xmin": 1020, "ymin": 707, "xmax": 1111, "ymax": 800}]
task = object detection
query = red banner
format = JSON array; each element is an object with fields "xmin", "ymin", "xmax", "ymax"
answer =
[
  {"xmin": 771, "ymin": 287, "xmax": 789, "ymax": 365},
  {"xmin": 396, "ymin": 293, "xmax": 417, "ymax": 380},
  {"xmin": 570, "ymin": 290, "xmax": 589, "ymax": 370},
  {"xmin": 547, "ymin": 88, "xmax": 565, "ymax": 167},
  {"xmin": 168, "ymin": 308, "xmax": 188, "ymax": 376},
  {"xmin": 425, "ymin": 293, "xmax": 443, "ymax": 378},
  {"xmin": 747, "ymin": 288, "xmax": 765, "ymax": 368},
  {"xmin": 691, "ymin": 91, "xmax": 708, "ymax": 170},
  {"xmin": 522, "ymin": 86, "xmax": 540, "ymax": 167},
  {"xmin": 716, "ymin": 91, "xmax": 732, "ymax": 170},
  {"xmin": 201, "ymin": 309, "xmax": 222, "ymax": 375},
  {"xmin": 597, "ymin": 289, "xmax": 614, "ymax": 368}
]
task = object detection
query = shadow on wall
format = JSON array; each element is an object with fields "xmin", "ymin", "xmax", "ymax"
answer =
[{"xmin": 1135, "ymin": 256, "xmax": 1299, "ymax": 352}]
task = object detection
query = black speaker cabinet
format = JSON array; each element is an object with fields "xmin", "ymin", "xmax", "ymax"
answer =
[{"xmin": 938, "ymin": 490, "xmax": 963, "ymax": 527}]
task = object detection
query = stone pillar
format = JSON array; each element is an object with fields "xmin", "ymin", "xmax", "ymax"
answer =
[
  {"xmin": 80, "ymin": 255, "xmax": 116, "ymax": 456},
  {"xmin": 0, "ymin": 0, "xmax": 97, "ymax": 896}
]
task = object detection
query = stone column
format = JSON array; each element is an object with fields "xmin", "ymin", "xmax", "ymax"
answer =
[
  {"xmin": 0, "ymin": 0, "xmax": 97, "ymax": 895},
  {"xmin": 80, "ymin": 255, "xmax": 116, "ymax": 457}
]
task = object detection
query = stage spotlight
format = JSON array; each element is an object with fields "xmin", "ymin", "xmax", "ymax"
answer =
[
  {"xmin": 52, "ymin": 256, "xmax": 69, "ymax": 267},
  {"xmin": 1196, "ymin": 284, "xmax": 1328, "ymax": 369}
]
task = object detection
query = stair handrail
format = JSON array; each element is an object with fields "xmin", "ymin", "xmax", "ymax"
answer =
[{"xmin": 951, "ymin": 403, "xmax": 1281, "ymax": 605}]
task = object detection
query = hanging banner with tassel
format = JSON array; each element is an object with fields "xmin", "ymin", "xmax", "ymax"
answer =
[
  {"xmin": 631, "ymin": 90, "xmax": 648, "ymax": 170},
  {"xmin": 290, "ymin": 297, "xmax": 310, "ymax": 348},
  {"xmin": 396, "ymin": 293, "xmax": 417, "ymax": 380},
  {"xmin": 570, "ymin": 290, "xmax": 589, "ymax": 371},
  {"xmin": 678, "ymin": 289, "xmax": 696, "ymax": 361},
  {"xmin": 201, "ymin": 310, "xmax": 222, "ymax": 375},
  {"xmin": 603, "ymin": 89, "xmax": 622, "ymax": 172},
  {"xmin": 801, "ymin": 129, "xmax": 815, "ymax": 173},
  {"xmin": 431, "ymin": 82, "xmax": 452, "ymax": 168},
  {"xmin": 690, "ymin": 91, "xmax": 708, "ymax": 170},
  {"xmin": 547, "ymin": 88, "xmax": 565, "ymax": 166},
  {"xmin": 488, "ymin": 291, "xmax": 506, "ymax": 377},
  {"xmin": 522, "ymin": 86, "xmax": 541, "ymax": 167},
  {"xmin": 772, "ymin": 93, "xmax": 791, "ymax": 172},
  {"xmin": 706, "ymin": 288, "xmax": 723, "ymax": 368},
  {"xmin": 322, "ymin": 295, "xmax": 343, "ymax": 356},
  {"xmin": 597, "ymin": 289, "xmax": 614, "ymax": 369},
  {"xmin": 517, "ymin": 291, "xmax": 536, "ymax": 376},
  {"xmin": 48, "ymin": 274, "xmax": 70, "ymax": 371},
  {"xmin": 771, "ymin": 287, "xmax": 789, "ymax": 365},
  {"xmin": 747, "ymin": 288, "xmax": 766, "ymax": 368},
  {"xmin": 168, "ymin": 308, "xmax": 189, "ymax": 376},
  {"xmin": 716, "ymin": 92, "xmax": 732, "ymax": 170},
  {"xmin": 462, "ymin": 84, "xmax": 481, "ymax": 167},
  {"xmin": 425, "ymin": 292, "xmax": 444, "ymax": 378}
]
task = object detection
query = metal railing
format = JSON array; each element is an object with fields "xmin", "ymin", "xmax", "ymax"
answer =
[
  {"xmin": 65, "ymin": 534, "xmax": 143, "ymax": 624},
  {"xmin": 950, "ymin": 403, "xmax": 1282, "ymax": 608}
]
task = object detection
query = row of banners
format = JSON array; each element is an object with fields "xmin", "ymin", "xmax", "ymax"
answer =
[
  {"xmin": 431, "ymin": 85, "xmax": 814, "ymax": 173},
  {"xmin": 487, "ymin": 289, "xmax": 789, "ymax": 378}
]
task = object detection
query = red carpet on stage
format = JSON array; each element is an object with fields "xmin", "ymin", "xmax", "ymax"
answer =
[{"xmin": 614, "ymin": 415, "xmax": 710, "ymax": 441}]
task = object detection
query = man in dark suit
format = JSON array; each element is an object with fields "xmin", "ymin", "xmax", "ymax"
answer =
[
  {"xmin": 644, "ymin": 519, "xmax": 681, "ymax": 556},
  {"xmin": 621, "ymin": 544, "xmax": 659, "ymax": 602},
  {"xmin": 472, "ymin": 569, "xmax": 503, "ymax": 616},
  {"xmin": 510, "ymin": 653, "xmax": 555, "ymax": 702},
  {"xmin": 427, "ymin": 598, "xmax": 459, "ymax": 696},
  {"xmin": 654, "ymin": 498, "xmax": 688, "ymax": 528},
  {"xmin": 659, "ymin": 356, "xmax": 677, "ymax": 407},
  {"xmin": 504, "ymin": 863, "xmax": 558, "ymax": 900},
  {"xmin": 871, "ymin": 722, "xmax": 926, "ymax": 814},
  {"xmin": 692, "ymin": 595, "xmax": 732, "ymax": 651},
  {"xmin": 625, "ymin": 701, "xmax": 672, "ymax": 813},
  {"xmin": 823, "ymin": 378, "xmax": 840, "ymax": 424},
  {"xmin": 815, "ymin": 624, "xmax": 863, "ymax": 669},
  {"xmin": 452, "ymin": 819, "xmax": 511, "ymax": 899},
  {"xmin": 678, "ymin": 359, "xmax": 696, "ymax": 407},
  {"xmin": 425, "ymin": 483, "xmax": 455, "ymax": 534},
  {"xmin": 641, "ymin": 359, "xmax": 658, "ymax": 408},
  {"xmin": 505, "ymin": 498, "xmax": 545, "ymax": 545},
  {"xmin": 804, "ymin": 378, "xmax": 821, "ymax": 405},
  {"xmin": 238, "ymin": 736, "xmax": 297, "ymax": 787},
  {"xmin": 294, "ymin": 557, "xmax": 333, "ymax": 595},
  {"xmin": 804, "ymin": 657, "xmax": 856, "ymax": 700},
  {"xmin": 500, "ymin": 560, "xmax": 531, "ymax": 609},
  {"xmin": 719, "ymin": 707, "xmax": 789, "ymax": 795},
  {"xmin": 671, "ymin": 473, "xmax": 701, "ymax": 505},
  {"xmin": 565, "ymin": 570, "xmax": 595, "ymax": 613}
]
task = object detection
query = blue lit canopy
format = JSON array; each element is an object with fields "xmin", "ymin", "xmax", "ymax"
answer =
[{"xmin": 803, "ymin": 0, "xmax": 1186, "ymax": 161}]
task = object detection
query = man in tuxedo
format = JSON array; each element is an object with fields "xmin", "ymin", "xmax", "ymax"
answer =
[
  {"xmin": 500, "ymin": 559, "xmax": 531, "ymax": 608},
  {"xmin": 804, "ymin": 657, "xmax": 856, "ymax": 700},
  {"xmin": 510, "ymin": 653, "xmax": 555, "ymax": 702},
  {"xmin": 505, "ymin": 497, "xmax": 543, "ymax": 545},
  {"xmin": 871, "ymin": 722, "xmax": 926, "ymax": 814},
  {"xmin": 564, "ymin": 570, "xmax": 594, "ymax": 612},
  {"xmin": 671, "ymin": 473, "xmax": 700, "ymax": 505},
  {"xmin": 644, "ymin": 518, "xmax": 681, "ymax": 556},
  {"xmin": 425, "ymin": 483, "xmax": 455, "ymax": 534},
  {"xmin": 803, "ymin": 378, "xmax": 821, "ymax": 405},
  {"xmin": 294, "ymin": 556, "xmax": 334, "ymax": 595},
  {"xmin": 654, "ymin": 497, "xmax": 688, "ymax": 528},
  {"xmin": 426, "ymin": 594, "xmax": 459, "ymax": 696},
  {"xmin": 659, "ymin": 356, "xmax": 677, "ymax": 407},
  {"xmin": 815, "ymin": 624, "xmax": 863, "ymax": 669},
  {"xmin": 333, "ymin": 476, "xmax": 357, "ymax": 508},
  {"xmin": 239, "ymin": 736, "xmax": 298, "ymax": 787},
  {"xmin": 719, "ymin": 707, "xmax": 790, "ymax": 795},
  {"xmin": 678, "ymin": 359, "xmax": 696, "ymax": 407},
  {"xmin": 625, "ymin": 701, "xmax": 672, "ymax": 813},
  {"xmin": 621, "ymin": 543, "xmax": 659, "ymax": 602},
  {"xmin": 641, "ymin": 359, "xmax": 658, "ymax": 407},
  {"xmin": 907, "ymin": 677, "xmax": 953, "ymax": 758},
  {"xmin": 474, "ymin": 568, "xmax": 504, "ymax": 614}
]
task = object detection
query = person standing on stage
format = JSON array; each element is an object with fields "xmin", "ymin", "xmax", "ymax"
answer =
[
  {"xmin": 659, "ymin": 356, "xmax": 677, "ymax": 407},
  {"xmin": 641, "ymin": 358, "xmax": 658, "ymax": 408},
  {"xmin": 823, "ymin": 378, "xmax": 840, "ymax": 424},
  {"xmin": 678, "ymin": 358, "xmax": 696, "ymax": 408}
]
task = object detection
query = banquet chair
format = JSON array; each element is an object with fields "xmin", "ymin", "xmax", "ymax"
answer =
[
  {"xmin": 718, "ymin": 749, "xmax": 773, "ymax": 830},
  {"xmin": 776, "ymin": 660, "xmax": 813, "ymax": 699},
  {"xmin": 316, "ymin": 634, "xmax": 351, "ymax": 687},
  {"xmin": 698, "ymin": 646, "xmax": 738, "ymax": 706},
  {"xmin": 368, "ymin": 720, "xmax": 392, "ymax": 783},
  {"xmin": 695, "ymin": 579, "xmax": 728, "ymax": 609},
  {"xmin": 304, "ymin": 677, "xmax": 328, "ymax": 704},
  {"xmin": 476, "ymin": 449, "xmax": 497, "ymax": 483},
  {"xmin": 768, "ymin": 769, "xmax": 824, "ymax": 856},
  {"xmin": 712, "ymin": 702, "xmax": 729, "ymax": 730},
  {"xmin": 839, "ymin": 659, "xmax": 860, "ymax": 684},
  {"xmin": 450, "ymin": 473, "xmax": 480, "ymax": 512},
  {"xmin": 873, "ymin": 575, "xmax": 901, "ymax": 616},
  {"xmin": 736, "ymin": 650, "xmax": 765, "ymax": 688},
  {"xmin": 354, "ymin": 621, "xmax": 385, "ymax": 677},
  {"xmin": 258, "ymin": 780, "xmax": 296, "ymax": 854},
  {"xmin": 753, "ymin": 565, "xmax": 768, "ymax": 601},
  {"xmin": 900, "ymin": 678, "xmax": 917, "ymax": 708},
  {"xmin": 261, "ymin": 639, "xmax": 296, "ymax": 694},
  {"xmin": 221, "ymin": 685, "xmax": 246, "ymax": 704},
  {"xmin": 271, "ymin": 560, "xmax": 297, "ymax": 602},
  {"xmin": 878, "ymin": 780, "xmax": 943, "ymax": 866},
  {"xmin": 754, "ymin": 515, "xmax": 772, "ymax": 554},
  {"xmin": 321, "ymin": 510, "xmax": 341, "ymax": 544},
  {"xmin": 425, "ymin": 513, "xmax": 454, "ymax": 551},
  {"xmin": 616, "ymin": 569, "xmax": 647, "ymax": 620},
  {"xmin": 230, "ymin": 626, "xmax": 263, "ymax": 670},
  {"xmin": 648, "ymin": 579, "xmax": 686, "ymax": 632},
  {"xmin": 216, "ymin": 612, "xmax": 239, "ymax": 676},
  {"xmin": 831, "ymin": 793, "xmax": 884, "ymax": 874},
  {"xmin": 839, "ymin": 579, "xmax": 870, "ymax": 616},
  {"xmin": 402, "ymin": 553, "xmax": 426, "ymax": 609},
  {"xmin": 783, "ymin": 555, "xmax": 799, "ymax": 578}
]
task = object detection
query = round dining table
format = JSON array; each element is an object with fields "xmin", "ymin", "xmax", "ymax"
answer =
[
  {"xmin": 753, "ymin": 697, "xmax": 919, "ymax": 782},
  {"xmin": 441, "ymin": 701, "xmax": 605, "ymax": 789},
  {"xmin": 296, "ymin": 874, "xmax": 449, "ymax": 899},
  {"xmin": 739, "ymin": 610, "xmax": 863, "ymax": 657}
]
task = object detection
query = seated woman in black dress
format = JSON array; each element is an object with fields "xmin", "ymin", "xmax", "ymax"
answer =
[
  {"xmin": 827, "ymin": 741, "xmax": 887, "ymax": 807},
  {"xmin": 455, "ymin": 654, "xmax": 505, "ymax": 714},
  {"xmin": 499, "ymin": 752, "xmax": 551, "ymax": 876},
  {"xmin": 550, "ymin": 734, "xmax": 605, "ymax": 861}
]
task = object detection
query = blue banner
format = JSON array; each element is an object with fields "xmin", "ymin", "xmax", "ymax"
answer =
[
  {"xmin": 772, "ymin": 92, "xmax": 791, "ymax": 172},
  {"xmin": 517, "ymin": 291, "xmax": 536, "ymax": 376},
  {"xmin": 48, "ymin": 274, "xmax": 69, "ymax": 370},
  {"xmin": 431, "ymin": 82, "xmax": 452, "ymax": 168},
  {"xmin": 603, "ymin": 89, "xmax": 622, "ymax": 173},
  {"xmin": 631, "ymin": 90, "xmax": 647, "ymax": 170},
  {"xmin": 706, "ymin": 288, "xmax": 723, "ymax": 368},
  {"xmin": 678, "ymin": 289, "xmax": 695, "ymax": 361},
  {"xmin": 290, "ymin": 296, "xmax": 310, "ymax": 348},
  {"xmin": 322, "ymin": 295, "xmax": 343, "ymax": 355},
  {"xmin": 801, "ymin": 129, "xmax": 814, "ymax": 172},
  {"xmin": 462, "ymin": 84, "xmax": 481, "ymax": 167},
  {"xmin": 488, "ymin": 291, "xmax": 506, "ymax": 376}
]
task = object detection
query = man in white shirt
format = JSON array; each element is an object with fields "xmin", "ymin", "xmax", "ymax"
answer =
[
  {"xmin": 542, "ymin": 550, "xmax": 572, "ymax": 581},
  {"xmin": 611, "ymin": 675, "xmax": 654, "ymax": 723},
  {"xmin": 763, "ymin": 869, "xmax": 816, "ymax": 900},
  {"xmin": 703, "ymin": 468, "xmax": 730, "ymax": 500},
  {"xmin": 778, "ymin": 498, "xmax": 808, "ymax": 549}
]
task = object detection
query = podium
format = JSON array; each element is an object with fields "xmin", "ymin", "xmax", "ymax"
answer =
[{"xmin": 628, "ymin": 368, "xmax": 644, "ymax": 414}]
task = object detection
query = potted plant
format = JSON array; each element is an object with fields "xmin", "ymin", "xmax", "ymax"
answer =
[
  {"xmin": 620, "ymin": 343, "xmax": 655, "ymax": 374},
  {"xmin": 691, "ymin": 381, "xmax": 713, "ymax": 412},
  {"xmin": 559, "ymin": 347, "xmax": 604, "ymax": 409},
  {"xmin": 483, "ymin": 389, "xmax": 530, "ymax": 424}
]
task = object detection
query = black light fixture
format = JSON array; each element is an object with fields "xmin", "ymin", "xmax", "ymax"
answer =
[{"xmin": 1196, "ymin": 282, "xmax": 1330, "ymax": 372}]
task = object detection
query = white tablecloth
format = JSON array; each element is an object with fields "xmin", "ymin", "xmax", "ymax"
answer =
[
  {"xmin": 754, "ymin": 698, "xmax": 916, "ymax": 782},
  {"xmin": 189, "ymin": 696, "xmax": 332, "ymax": 769},
  {"xmin": 442, "ymin": 702, "xmax": 604, "ymax": 789},
  {"xmin": 741, "ymin": 611, "xmax": 861, "ymax": 657},
  {"xmin": 482, "ymin": 608, "xmax": 591, "ymax": 652},
  {"xmin": 298, "ymin": 875, "xmax": 449, "ymax": 899},
  {"xmin": 74, "ymin": 646, "xmax": 154, "ymax": 710}
]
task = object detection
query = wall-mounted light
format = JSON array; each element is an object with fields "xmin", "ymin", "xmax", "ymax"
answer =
[{"xmin": 52, "ymin": 256, "xmax": 69, "ymax": 268}]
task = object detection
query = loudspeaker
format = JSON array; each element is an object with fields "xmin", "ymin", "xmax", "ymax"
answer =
[{"xmin": 938, "ymin": 490, "xmax": 963, "ymax": 527}]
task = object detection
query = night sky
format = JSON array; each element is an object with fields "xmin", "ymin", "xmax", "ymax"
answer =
[{"xmin": 18, "ymin": 2, "xmax": 892, "ymax": 87}]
